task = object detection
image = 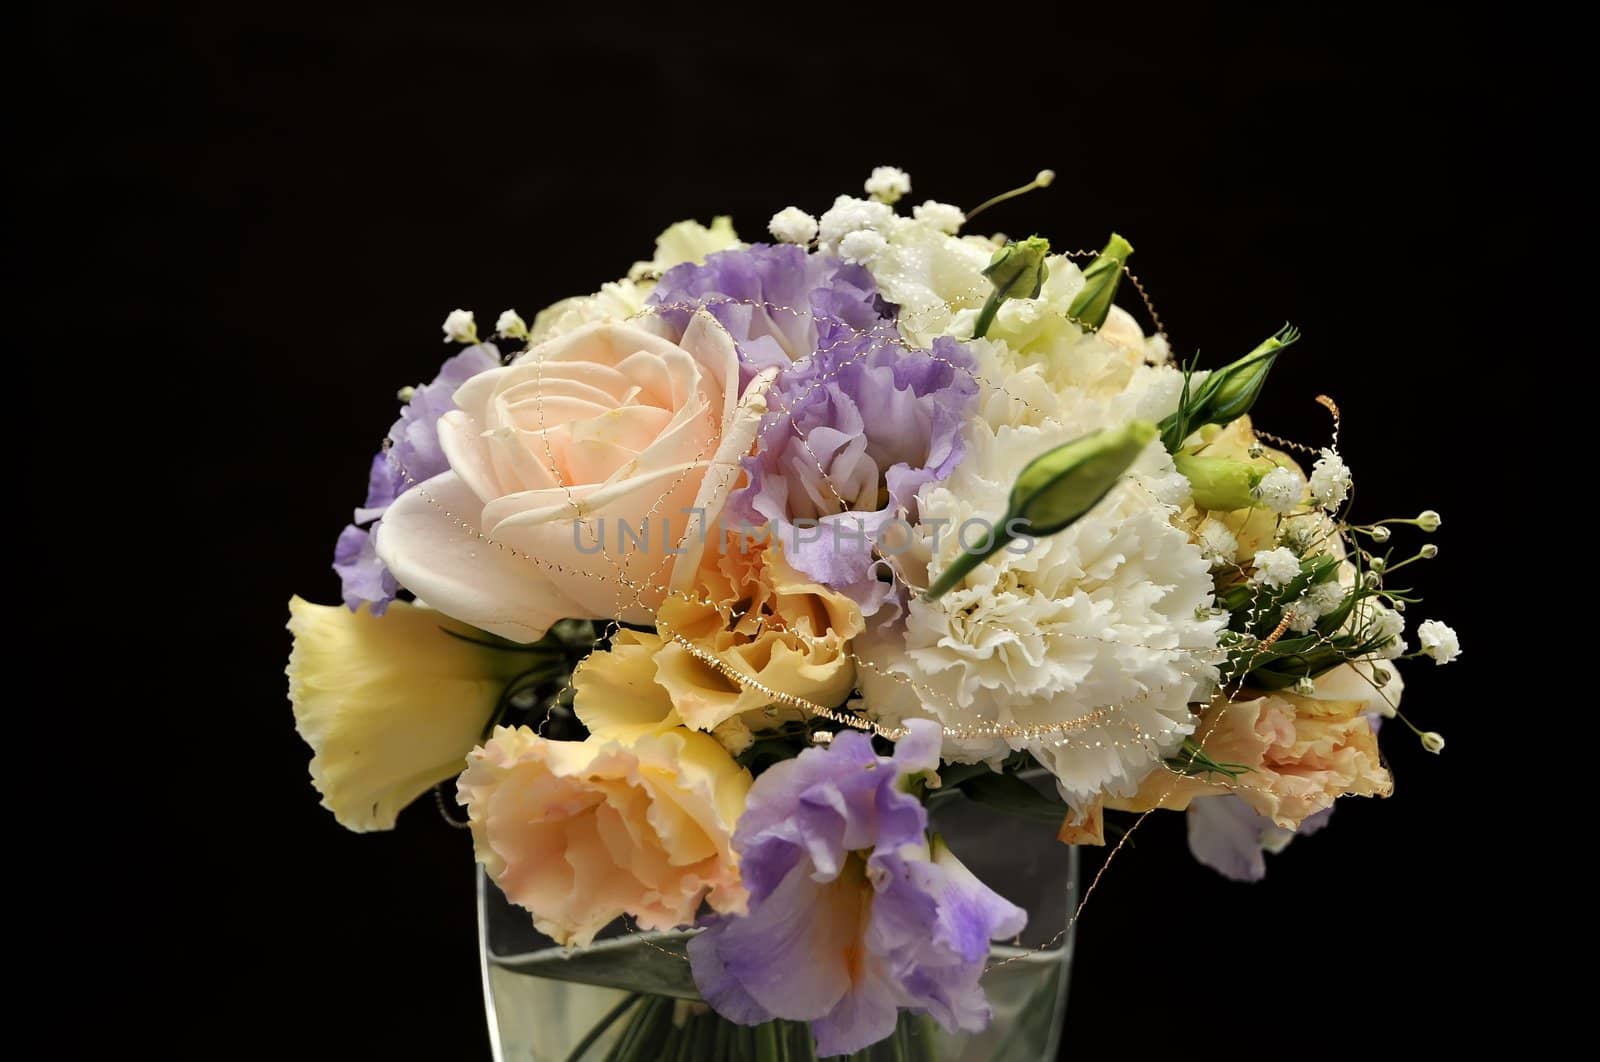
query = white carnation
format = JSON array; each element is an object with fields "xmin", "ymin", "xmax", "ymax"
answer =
[
  {"xmin": 864, "ymin": 165, "xmax": 912, "ymax": 204},
  {"xmin": 767, "ymin": 206, "xmax": 818, "ymax": 245},
  {"xmin": 1308, "ymin": 448, "xmax": 1352, "ymax": 510},
  {"xmin": 856, "ymin": 343, "xmax": 1222, "ymax": 813},
  {"xmin": 911, "ymin": 200, "xmax": 965, "ymax": 234},
  {"xmin": 1417, "ymin": 619, "xmax": 1461, "ymax": 664},
  {"xmin": 1250, "ymin": 547, "xmax": 1301, "ymax": 588},
  {"xmin": 1252, "ymin": 465, "xmax": 1305, "ymax": 514}
]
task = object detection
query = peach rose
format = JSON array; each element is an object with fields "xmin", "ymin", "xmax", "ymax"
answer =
[
  {"xmin": 377, "ymin": 316, "xmax": 772, "ymax": 642},
  {"xmin": 572, "ymin": 532, "xmax": 863, "ymax": 740},
  {"xmin": 459, "ymin": 724, "xmax": 750, "ymax": 947},
  {"xmin": 1119, "ymin": 666, "xmax": 1392, "ymax": 828}
]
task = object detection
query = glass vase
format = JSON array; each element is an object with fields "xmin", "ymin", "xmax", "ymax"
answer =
[{"xmin": 478, "ymin": 781, "xmax": 1078, "ymax": 1061}]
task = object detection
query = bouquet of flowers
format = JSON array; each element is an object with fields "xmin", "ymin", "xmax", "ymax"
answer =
[{"xmin": 287, "ymin": 167, "xmax": 1458, "ymax": 1059}]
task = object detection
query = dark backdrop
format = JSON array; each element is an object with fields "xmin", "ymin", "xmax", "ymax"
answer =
[{"xmin": 32, "ymin": 4, "xmax": 1526, "ymax": 1057}]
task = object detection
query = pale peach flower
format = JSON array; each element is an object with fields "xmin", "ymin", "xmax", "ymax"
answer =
[
  {"xmin": 1120, "ymin": 666, "xmax": 1392, "ymax": 828},
  {"xmin": 376, "ymin": 317, "xmax": 773, "ymax": 643},
  {"xmin": 459, "ymin": 725, "xmax": 750, "ymax": 947}
]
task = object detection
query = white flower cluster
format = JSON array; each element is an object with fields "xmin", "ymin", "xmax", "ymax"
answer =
[
  {"xmin": 1307, "ymin": 448, "xmax": 1352, "ymax": 510},
  {"xmin": 1417, "ymin": 619, "xmax": 1460, "ymax": 664},
  {"xmin": 767, "ymin": 206, "xmax": 818, "ymax": 246},
  {"xmin": 864, "ymin": 165, "xmax": 912, "ymax": 204},
  {"xmin": 1252, "ymin": 465, "xmax": 1305, "ymax": 514},
  {"xmin": 1250, "ymin": 547, "xmax": 1302, "ymax": 588}
]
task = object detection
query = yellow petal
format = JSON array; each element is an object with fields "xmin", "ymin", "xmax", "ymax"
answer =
[{"xmin": 286, "ymin": 596, "xmax": 527, "ymax": 831}]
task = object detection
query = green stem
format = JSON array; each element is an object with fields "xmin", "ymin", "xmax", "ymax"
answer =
[
  {"xmin": 924, "ymin": 532, "xmax": 1015, "ymax": 599},
  {"xmin": 754, "ymin": 1020, "xmax": 781, "ymax": 1062},
  {"xmin": 565, "ymin": 992, "xmax": 641, "ymax": 1062},
  {"xmin": 971, "ymin": 291, "xmax": 1003, "ymax": 339}
]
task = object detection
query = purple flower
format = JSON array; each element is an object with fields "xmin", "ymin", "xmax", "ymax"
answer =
[
  {"xmin": 730, "ymin": 330, "xmax": 978, "ymax": 615},
  {"xmin": 1186, "ymin": 796, "xmax": 1334, "ymax": 882},
  {"xmin": 689, "ymin": 720, "xmax": 1025, "ymax": 1056},
  {"xmin": 647, "ymin": 244, "xmax": 889, "ymax": 388},
  {"xmin": 334, "ymin": 343, "xmax": 500, "ymax": 613}
]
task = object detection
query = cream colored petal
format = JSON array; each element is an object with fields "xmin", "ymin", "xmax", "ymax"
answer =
[
  {"xmin": 373, "ymin": 471, "xmax": 589, "ymax": 642},
  {"xmin": 285, "ymin": 596, "xmax": 525, "ymax": 831}
]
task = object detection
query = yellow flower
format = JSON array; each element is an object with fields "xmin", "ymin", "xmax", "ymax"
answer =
[
  {"xmin": 285, "ymin": 596, "xmax": 526, "ymax": 832},
  {"xmin": 459, "ymin": 725, "xmax": 750, "ymax": 946},
  {"xmin": 572, "ymin": 533, "xmax": 862, "ymax": 738}
]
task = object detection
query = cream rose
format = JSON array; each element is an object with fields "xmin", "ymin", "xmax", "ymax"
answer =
[
  {"xmin": 376, "ymin": 316, "xmax": 771, "ymax": 642},
  {"xmin": 459, "ymin": 724, "xmax": 750, "ymax": 946}
]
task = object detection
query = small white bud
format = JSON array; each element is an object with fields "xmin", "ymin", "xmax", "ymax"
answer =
[
  {"xmin": 1293, "ymin": 676, "xmax": 1317, "ymax": 695},
  {"xmin": 1420, "ymin": 731, "xmax": 1445, "ymax": 754},
  {"xmin": 1420, "ymin": 543, "xmax": 1439, "ymax": 559},
  {"xmin": 1416, "ymin": 510, "xmax": 1442, "ymax": 532},
  {"xmin": 864, "ymin": 165, "xmax": 911, "ymax": 205},
  {"xmin": 1369, "ymin": 556, "xmax": 1386, "ymax": 573},
  {"xmin": 442, "ymin": 308, "xmax": 478, "ymax": 344},
  {"xmin": 1369, "ymin": 525, "xmax": 1391, "ymax": 543},
  {"xmin": 495, "ymin": 309, "xmax": 528, "ymax": 339},
  {"xmin": 1035, "ymin": 169, "xmax": 1056, "ymax": 187}
]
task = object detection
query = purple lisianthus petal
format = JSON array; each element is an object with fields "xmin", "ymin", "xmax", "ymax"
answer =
[
  {"xmin": 332, "ymin": 524, "xmax": 398, "ymax": 614},
  {"xmin": 333, "ymin": 343, "xmax": 500, "ymax": 612},
  {"xmin": 1187, "ymin": 795, "xmax": 1335, "ymax": 882},
  {"xmin": 690, "ymin": 720, "xmax": 1023, "ymax": 1055},
  {"xmin": 648, "ymin": 244, "xmax": 889, "ymax": 388},
  {"xmin": 734, "ymin": 330, "xmax": 978, "ymax": 614}
]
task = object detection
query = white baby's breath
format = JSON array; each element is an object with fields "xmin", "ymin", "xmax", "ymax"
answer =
[
  {"xmin": 1197, "ymin": 520, "xmax": 1239, "ymax": 568},
  {"xmin": 495, "ymin": 309, "xmax": 528, "ymax": 339},
  {"xmin": 1416, "ymin": 619, "xmax": 1460, "ymax": 664},
  {"xmin": 1251, "ymin": 547, "xmax": 1301, "ymax": 588},
  {"xmin": 838, "ymin": 229, "xmax": 889, "ymax": 266},
  {"xmin": 1307, "ymin": 448, "xmax": 1352, "ymax": 510},
  {"xmin": 817, "ymin": 195, "xmax": 897, "ymax": 254},
  {"xmin": 767, "ymin": 206, "xmax": 818, "ymax": 245},
  {"xmin": 911, "ymin": 200, "xmax": 965, "ymax": 234},
  {"xmin": 864, "ymin": 165, "xmax": 912, "ymax": 204},
  {"xmin": 1252, "ymin": 465, "xmax": 1305, "ymax": 514},
  {"xmin": 442, "ymin": 309, "xmax": 478, "ymax": 344}
]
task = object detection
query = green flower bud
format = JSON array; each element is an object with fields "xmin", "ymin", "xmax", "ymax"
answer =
[
  {"xmin": 1067, "ymin": 232, "xmax": 1133, "ymax": 330},
  {"xmin": 1417, "ymin": 510, "xmax": 1442, "ymax": 532},
  {"xmin": 1158, "ymin": 324, "xmax": 1301, "ymax": 452},
  {"xmin": 1205, "ymin": 325, "xmax": 1299, "ymax": 424},
  {"xmin": 1172, "ymin": 451, "xmax": 1262, "ymax": 512},
  {"xmin": 972, "ymin": 236, "xmax": 1051, "ymax": 339},
  {"xmin": 1420, "ymin": 543, "xmax": 1438, "ymax": 559},
  {"xmin": 925, "ymin": 420, "xmax": 1157, "ymax": 600}
]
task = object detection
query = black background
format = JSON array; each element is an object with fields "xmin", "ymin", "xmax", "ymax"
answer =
[{"xmin": 32, "ymin": 3, "xmax": 1529, "ymax": 1057}]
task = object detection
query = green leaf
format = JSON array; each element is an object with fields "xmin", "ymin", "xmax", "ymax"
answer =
[{"xmin": 957, "ymin": 770, "xmax": 1069, "ymax": 825}]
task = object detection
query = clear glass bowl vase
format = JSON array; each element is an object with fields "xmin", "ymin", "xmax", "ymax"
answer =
[{"xmin": 478, "ymin": 785, "xmax": 1078, "ymax": 1061}]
